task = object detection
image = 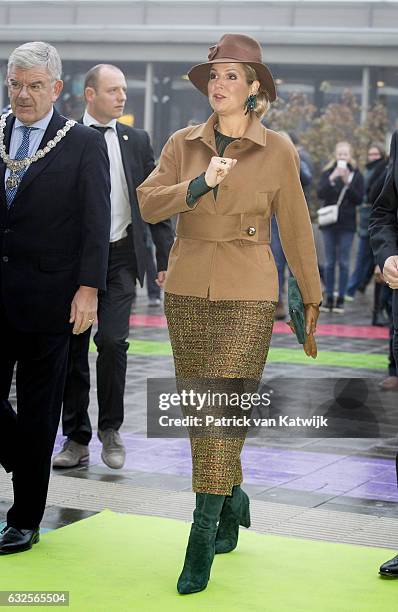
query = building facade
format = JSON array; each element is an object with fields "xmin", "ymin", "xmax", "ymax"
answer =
[{"xmin": 1, "ymin": 0, "xmax": 398, "ymax": 154}]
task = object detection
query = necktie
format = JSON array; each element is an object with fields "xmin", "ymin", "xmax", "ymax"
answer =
[
  {"xmin": 5, "ymin": 126, "xmax": 38, "ymax": 208},
  {"xmin": 91, "ymin": 125, "xmax": 110, "ymax": 137}
]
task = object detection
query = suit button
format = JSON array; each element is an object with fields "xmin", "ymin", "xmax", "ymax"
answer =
[
  {"xmin": 2, "ymin": 256, "xmax": 9, "ymax": 262},
  {"xmin": 247, "ymin": 227, "xmax": 256, "ymax": 236}
]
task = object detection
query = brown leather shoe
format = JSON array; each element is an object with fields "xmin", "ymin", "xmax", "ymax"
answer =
[
  {"xmin": 98, "ymin": 429, "xmax": 126, "ymax": 469},
  {"xmin": 379, "ymin": 376, "xmax": 398, "ymax": 391},
  {"xmin": 52, "ymin": 439, "xmax": 89, "ymax": 468}
]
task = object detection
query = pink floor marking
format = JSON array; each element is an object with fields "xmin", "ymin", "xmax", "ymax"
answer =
[
  {"xmin": 272, "ymin": 322, "xmax": 389, "ymax": 339},
  {"xmin": 131, "ymin": 314, "xmax": 168, "ymax": 328},
  {"xmin": 130, "ymin": 315, "xmax": 389, "ymax": 339}
]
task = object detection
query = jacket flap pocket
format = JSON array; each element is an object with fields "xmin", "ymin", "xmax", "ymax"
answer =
[
  {"xmin": 240, "ymin": 213, "xmax": 270, "ymax": 243},
  {"xmin": 40, "ymin": 255, "xmax": 77, "ymax": 272}
]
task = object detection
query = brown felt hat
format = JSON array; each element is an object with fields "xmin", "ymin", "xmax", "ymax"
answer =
[{"xmin": 188, "ymin": 33, "xmax": 277, "ymax": 102}]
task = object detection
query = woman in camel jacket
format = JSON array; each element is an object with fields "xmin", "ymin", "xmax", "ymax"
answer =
[
  {"xmin": 139, "ymin": 110, "xmax": 321, "ymax": 304},
  {"xmin": 138, "ymin": 33, "xmax": 322, "ymax": 596}
]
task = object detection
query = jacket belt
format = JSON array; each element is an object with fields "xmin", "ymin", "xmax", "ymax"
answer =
[{"xmin": 176, "ymin": 213, "xmax": 270, "ymax": 243}]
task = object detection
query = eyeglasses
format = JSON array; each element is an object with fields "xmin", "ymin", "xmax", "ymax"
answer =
[{"xmin": 7, "ymin": 80, "xmax": 48, "ymax": 94}]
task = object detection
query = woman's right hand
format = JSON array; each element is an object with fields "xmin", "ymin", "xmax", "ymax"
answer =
[
  {"xmin": 205, "ymin": 156, "xmax": 237, "ymax": 188},
  {"xmin": 329, "ymin": 166, "xmax": 349, "ymax": 183}
]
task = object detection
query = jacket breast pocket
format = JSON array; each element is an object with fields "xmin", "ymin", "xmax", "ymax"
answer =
[{"xmin": 35, "ymin": 165, "xmax": 72, "ymax": 180}]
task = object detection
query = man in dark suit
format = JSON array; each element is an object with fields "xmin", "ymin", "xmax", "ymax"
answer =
[
  {"xmin": 0, "ymin": 42, "xmax": 111, "ymax": 553},
  {"xmin": 369, "ymin": 131, "xmax": 398, "ymax": 577},
  {"xmin": 53, "ymin": 64, "xmax": 173, "ymax": 470}
]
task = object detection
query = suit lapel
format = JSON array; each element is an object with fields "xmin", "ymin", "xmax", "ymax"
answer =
[
  {"xmin": 0, "ymin": 114, "xmax": 15, "ymax": 208},
  {"xmin": 14, "ymin": 110, "xmax": 70, "ymax": 199},
  {"xmin": 117, "ymin": 123, "xmax": 140, "ymax": 202}
]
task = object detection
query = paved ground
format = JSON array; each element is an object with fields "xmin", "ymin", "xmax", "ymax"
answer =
[{"xmin": 1, "ymin": 276, "xmax": 398, "ymax": 548}]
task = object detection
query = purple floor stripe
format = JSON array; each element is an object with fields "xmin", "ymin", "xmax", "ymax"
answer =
[{"xmin": 53, "ymin": 432, "xmax": 398, "ymax": 503}]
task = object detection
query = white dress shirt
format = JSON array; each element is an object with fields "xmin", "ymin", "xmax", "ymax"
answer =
[
  {"xmin": 83, "ymin": 110, "xmax": 131, "ymax": 243},
  {"xmin": 5, "ymin": 107, "xmax": 54, "ymax": 190}
]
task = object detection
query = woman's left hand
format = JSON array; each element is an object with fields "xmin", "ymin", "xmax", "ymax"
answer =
[
  {"xmin": 286, "ymin": 321, "xmax": 318, "ymax": 359},
  {"xmin": 286, "ymin": 303, "xmax": 319, "ymax": 359},
  {"xmin": 303, "ymin": 333, "xmax": 317, "ymax": 359},
  {"xmin": 304, "ymin": 304, "xmax": 319, "ymax": 359},
  {"xmin": 305, "ymin": 304, "xmax": 319, "ymax": 335}
]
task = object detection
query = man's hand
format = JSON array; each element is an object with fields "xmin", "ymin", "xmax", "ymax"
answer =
[
  {"xmin": 382, "ymin": 256, "xmax": 398, "ymax": 289},
  {"xmin": 69, "ymin": 286, "xmax": 98, "ymax": 335},
  {"xmin": 374, "ymin": 265, "xmax": 384, "ymax": 285},
  {"xmin": 156, "ymin": 271, "xmax": 167, "ymax": 289}
]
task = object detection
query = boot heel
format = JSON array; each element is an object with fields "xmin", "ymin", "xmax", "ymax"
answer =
[{"xmin": 239, "ymin": 491, "xmax": 251, "ymax": 528}]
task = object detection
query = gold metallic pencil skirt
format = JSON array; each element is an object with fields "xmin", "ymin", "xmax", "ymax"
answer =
[{"xmin": 164, "ymin": 293, "xmax": 276, "ymax": 495}]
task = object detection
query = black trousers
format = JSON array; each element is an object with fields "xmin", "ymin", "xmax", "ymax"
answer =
[
  {"xmin": 0, "ymin": 303, "xmax": 69, "ymax": 528},
  {"xmin": 392, "ymin": 291, "xmax": 398, "ymax": 377},
  {"xmin": 392, "ymin": 291, "xmax": 398, "ymax": 485},
  {"xmin": 62, "ymin": 242, "xmax": 137, "ymax": 445},
  {"xmin": 0, "ymin": 399, "xmax": 17, "ymax": 473}
]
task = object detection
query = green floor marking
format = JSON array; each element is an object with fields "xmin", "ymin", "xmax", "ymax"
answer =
[
  {"xmin": 90, "ymin": 340, "xmax": 387, "ymax": 369},
  {"xmin": 4, "ymin": 510, "xmax": 396, "ymax": 612}
]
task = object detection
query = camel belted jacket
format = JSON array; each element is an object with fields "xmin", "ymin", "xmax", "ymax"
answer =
[{"xmin": 137, "ymin": 113, "xmax": 322, "ymax": 304}]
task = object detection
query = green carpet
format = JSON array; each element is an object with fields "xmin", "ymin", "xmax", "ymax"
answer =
[
  {"xmin": 90, "ymin": 339, "xmax": 387, "ymax": 370},
  {"xmin": 0, "ymin": 510, "xmax": 396, "ymax": 611}
]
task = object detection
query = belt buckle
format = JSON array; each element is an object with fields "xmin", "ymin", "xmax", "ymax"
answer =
[{"xmin": 110, "ymin": 236, "xmax": 127, "ymax": 249}]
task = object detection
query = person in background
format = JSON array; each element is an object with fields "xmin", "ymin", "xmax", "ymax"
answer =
[
  {"xmin": 272, "ymin": 131, "xmax": 314, "ymax": 319},
  {"xmin": 289, "ymin": 131, "xmax": 313, "ymax": 205},
  {"xmin": 369, "ymin": 129, "xmax": 398, "ymax": 576},
  {"xmin": 318, "ymin": 141, "xmax": 364, "ymax": 314},
  {"xmin": 372, "ymin": 265, "xmax": 398, "ymax": 390},
  {"xmin": 367, "ymin": 156, "xmax": 391, "ymax": 327},
  {"xmin": 346, "ymin": 143, "xmax": 388, "ymax": 301},
  {"xmin": 53, "ymin": 64, "xmax": 173, "ymax": 471},
  {"xmin": 118, "ymin": 114, "xmax": 164, "ymax": 308}
]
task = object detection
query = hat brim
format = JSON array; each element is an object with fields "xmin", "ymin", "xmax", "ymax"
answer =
[{"xmin": 188, "ymin": 58, "xmax": 277, "ymax": 102}]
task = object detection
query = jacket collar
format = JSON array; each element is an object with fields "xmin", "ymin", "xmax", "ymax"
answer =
[
  {"xmin": 366, "ymin": 157, "xmax": 386, "ymax": 171},
  {"xmin": 185, "ymin": 112, "xmax": 267, "ymax": 148}
]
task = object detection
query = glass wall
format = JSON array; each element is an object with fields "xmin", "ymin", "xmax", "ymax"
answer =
[{"xmin": 374, "ymin": 67, "xmax": 398, "ymax": 131}]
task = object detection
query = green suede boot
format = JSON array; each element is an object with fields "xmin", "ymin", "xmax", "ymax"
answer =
[
  {"xmin": 215, "ymin": 485, "xmax": 250, "ymax": 554},
  {"xmin": 177, "ymin": 492, "xmax": 225, "ymax": 595}
]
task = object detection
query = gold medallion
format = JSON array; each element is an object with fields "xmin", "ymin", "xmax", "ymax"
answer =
[{"xmin": 6, "ymin": 174, "xmax": 19, "ymax": 189}]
